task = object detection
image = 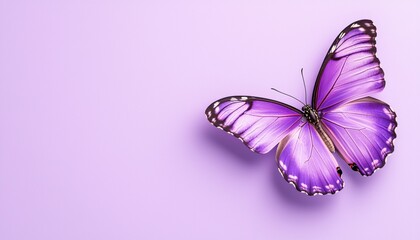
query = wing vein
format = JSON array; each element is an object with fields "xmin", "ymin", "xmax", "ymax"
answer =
[{"xmin": 317, "ymin": 56, "xmax": 349, "ymax": 109}]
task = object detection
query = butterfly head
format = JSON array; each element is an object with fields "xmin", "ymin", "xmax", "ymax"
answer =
[{"xmin": 302, "ymin": 105, "xmax": 319, "ymax": 124}]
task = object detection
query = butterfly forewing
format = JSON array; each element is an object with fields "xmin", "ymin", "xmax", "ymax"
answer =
[
  {"xmin": 205, "ymin": 96, "xmax": 302, "ymax": 154},
  {"xmin": 313, "ymin": 20, "xmax": 385, "ymax": 111}
]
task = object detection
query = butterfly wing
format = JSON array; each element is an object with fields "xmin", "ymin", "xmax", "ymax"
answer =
[
  {"xmin": 205, "ymin": 96, "xmax": 302, "ymax": 154},
  {"xmin": 206, "ymin": 96, "xmax": 344, "ymax": 194},
  {"xmin": 276, "ymin": 122, "xmax": 344, "ymax": 195},
  {"xmin": 321, "ymin": 97, "xmax": 397, "ymax": 175},
  {"xmin": 312, "ymin": 19, "xmax": 397, "ymax": 175},
  {"xmin": 312, "ymin": 19, "xmax": 384, "ymax": 111}
]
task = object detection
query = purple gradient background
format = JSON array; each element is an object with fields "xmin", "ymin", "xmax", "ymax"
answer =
[{"xmin": 0, "ymin": 1, "xmax": 418, "ymax": 239}]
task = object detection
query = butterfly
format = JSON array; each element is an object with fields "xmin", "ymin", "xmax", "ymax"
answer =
[{"xmin": 205, "ymin": 19, "xmax": 397, "ymax": 195}]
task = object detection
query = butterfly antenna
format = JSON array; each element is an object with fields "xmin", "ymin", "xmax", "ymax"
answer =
[
  {"xmin": 301, "ymin": 68, "xmax": 308, "ymax": 104},
  {"xmin": 271, "ymin": 88, "xmax": 305, "ymax": 106}
]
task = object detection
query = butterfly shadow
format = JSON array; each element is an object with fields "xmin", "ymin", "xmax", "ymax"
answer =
[
  {"xmin": 341, "ymin": 163, "xmax": 386, "ymax": 194},
  {"xmin": 201, "ymin": 125, "xmax": 267, "ymax": 167},
  {"xmin": 269, "ymin": 166, "xmax": 339, "ymax": 209}
]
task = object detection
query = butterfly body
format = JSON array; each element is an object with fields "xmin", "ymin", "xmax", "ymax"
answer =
[
  {"xmin": 302, "ymin": 105, "xmax": 335, "ymax": 153},
  {"xmin": 205, "ymin": 20, "xmax": 396, "ymax": 195}
]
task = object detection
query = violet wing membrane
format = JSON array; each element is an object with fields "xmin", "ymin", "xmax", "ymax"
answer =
[
  {"xmin": 312, "ymin": 19, "xmax": 397, "ymax": 176},
  {"xmin": 205, "ymin": 19, "xmax": 396, "ymax": 195},
  {"xmin": 205, "ymin": 96, "xmax": 302, "ymax": 154}
]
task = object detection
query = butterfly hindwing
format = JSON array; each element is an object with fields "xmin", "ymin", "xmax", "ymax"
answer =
[
  {"xmin": 321, "ymin": 97, "xmax": 397, "ymax": 176},
  {"xmin": 205, "ymin": 96, "xmax": 302, "ymax": 154},
  {"xmin": 276, "ymin": 122, "xmax": 344, "ymax": 195}
]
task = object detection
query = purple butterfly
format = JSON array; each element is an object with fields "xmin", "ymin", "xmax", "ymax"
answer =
[{"xmin": 205, "ymin": 20, "xmax": 397, "ymax": 195}]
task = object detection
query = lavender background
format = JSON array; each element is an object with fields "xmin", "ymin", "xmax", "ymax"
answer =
[{"xmin": 0, "ymin": 1, "xmax": 419, "ymax": 239}]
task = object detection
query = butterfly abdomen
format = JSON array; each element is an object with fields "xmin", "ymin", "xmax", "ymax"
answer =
[{"xmin": 315, "ymin": 123, "xmax": 335, "ymax": 153}]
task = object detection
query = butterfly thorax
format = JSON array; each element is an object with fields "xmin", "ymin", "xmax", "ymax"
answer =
[
  {"xmin": 302, "ymin": 105, "xmax": 335, "ymax": 153},
  {"xmin": 302, "ymin": 105, "xmax": 319, "ymax": 124}
]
